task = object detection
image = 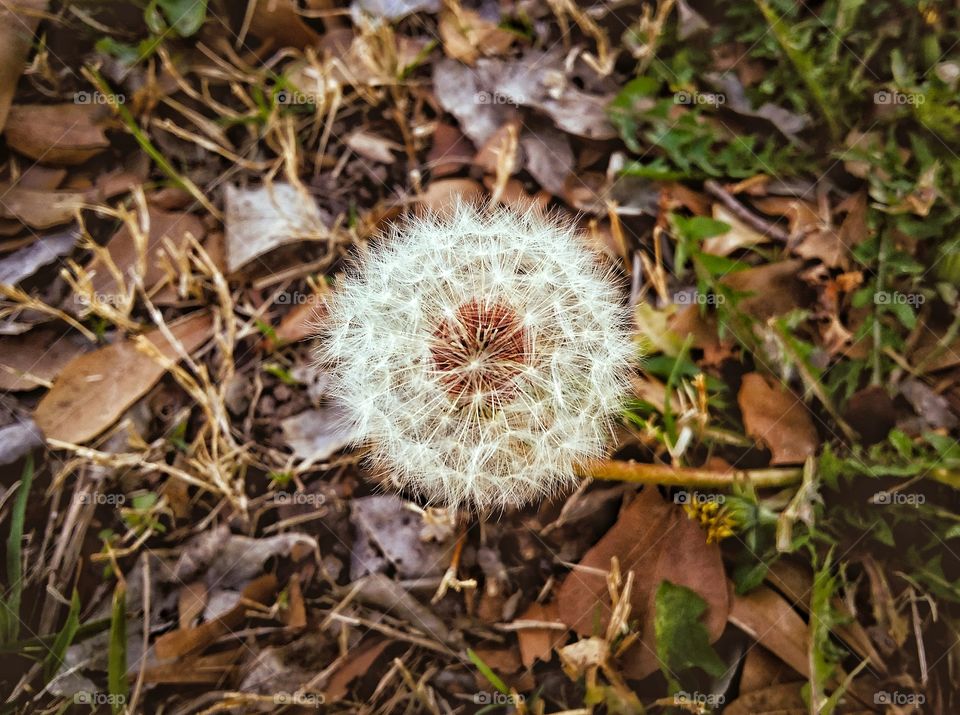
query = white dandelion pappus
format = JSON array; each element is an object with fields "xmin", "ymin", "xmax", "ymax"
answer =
[{"xmin": 318, "ymin": 201, "xmax": 635, "ymax": 511}]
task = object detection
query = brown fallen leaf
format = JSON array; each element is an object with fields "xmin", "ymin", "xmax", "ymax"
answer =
[
  {"xmin": 556, "ymin": 487, "xmax": 728, "ymax": 679},
  {"xmin": 516, "ymin": 600, "xmax": 567, "ymax": 669},
  {"xmin": 0, "ymin": 329, "xmax": 89, "ymax": 391},
  {"xmin": 720, "ymin": 260, "xmax": 806, "ymax": 320},
  {"xmin": 415, "ymin": 179, "xmax": 484, "ymax": 217},
  {"xmin": 16, "ymin": 164, "xmax": 66, "ymax": 191},
  {"xmin": 85, "ymin": 207, "xmax": 205, "ymax": 299},
  {"xmin": 752, "ymin": 196, "xmax": 822, "ymax": 240},
  {"xmin": 141, "ymin": 647, "xmax": 243, "ymax": 685},
  {"xmin": 724, "ymin": 681, "xmax": 806, "ymax": 715},
  {"xmin": 224, "ymin": 182, "xmax": 329, "ymax": 273},
  {"xmin": 33, "ymin": 311, "xmax": 212, "ymax": 443},
  {"xmin": 325, "ymin": 638, "xmax": 390, "ymax": 702},
  {"xmin": 728, "ymin": 583, "xmax": 809, "ymax": 677},
  {"xmin": 765, "ymin": 558, "xmax": 886, "ymax": 673},
  {"xmin": 738, "ymin": 372, "xmax": 818, "ymax": 465},
  {"xmin": 0, "ymin": 185, "xmax": 87, "ymax": 229},
  {"xmin": 178, "ymin": 581, "xmax": 208, "ymax": 630},
  {"xmin": 439, "ymin": 7, "xmax": 515, "ymax": 65},
  {"xmin": 155, "ymin": 574, "xmax": 278, "ymax": 659},
  {"xmin": 247, "ymin": 0, "xmax": 321, "ymax": 49},
  {"xmin": 0, "ymin": 0, "xmax": 47, "ymax": 132},
  {"xmin": 738, "ymin": 645, "xmax": 800, "ymax": 694},
  {"xmin": 425, "ymin": 122, "xmax": 474, "ymax": 177},
  {"xmin": 4, "ymin": 104, "xmax": 111, "ymax": 165},
  {"xmin": 703, "ymin": 204, "xmax": 768, "ymax": 256},
  {"xmin": 281, "ymin": 574, "xmax": 307, "ymax": 628}
]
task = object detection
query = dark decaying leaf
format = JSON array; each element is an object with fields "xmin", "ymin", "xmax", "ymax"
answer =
[{"xmin": 557, "ymin": 487, "xmax": 729, "ymax": 678}]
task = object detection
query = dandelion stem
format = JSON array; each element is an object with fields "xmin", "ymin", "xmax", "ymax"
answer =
[{"xmin": 578, "ymin": 459, "xmax": 803, "ymax": 489}]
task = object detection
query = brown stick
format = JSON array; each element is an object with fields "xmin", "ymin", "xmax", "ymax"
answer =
[
  {"xmin": 704, "ymin": 179, "xmax": 791, "ymax": 242},
  {"xmin": 577, "ymin": 459, "xmax": 803, "ymax": 489}
]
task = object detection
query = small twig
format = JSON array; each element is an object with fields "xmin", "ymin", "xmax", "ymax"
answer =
[
  {"xmin": 577, "ymin": 459, "xmax": 803, "ymax": 489},
  {"xmin": 704, "ymin": 179, "xmax": 791, "ymax": 242}
]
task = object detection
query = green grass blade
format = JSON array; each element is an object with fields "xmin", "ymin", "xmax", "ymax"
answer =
[
  {"xmin": 43, "ymin": 589, "xmax": 81, "ymax": 682},
  {"xmin": 108, "ymin": 581, "xmax": 128, "ymax": 714},
  {"xmin": 4, "ymin": 454, "xmax": 34, "ymax": 643}
]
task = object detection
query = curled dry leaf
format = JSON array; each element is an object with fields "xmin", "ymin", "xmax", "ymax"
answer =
[
  {"xmin": 556, "ymin": 487, "xmax": 728, "ymax": 679},
  {"xmin": 0, "ymin": 225, "xmax": 78, "ymax": 285},
  {"xmin": 155, "ymin": 574, "xmax": 278, "ymax": 659},
  {"xmin": 516, "ymin": 600, "xmax": 567, "ymax": 669},
  {"xmin": 0, "ymin": 0, "xmax": 47, "ymax": 132},
  {"xmin": 738, "ymin": 372, "xmax": 818, "ymax": 465},
  {"xmin": 86, "ymin": 207, "xmax": 205, "ymax": 300},
  {"xmin": 224, "ymin": 182, "xmax": 329, "ymax": 273},
  {"xmin": 280, "ymin": 405, "xmax": 358, "ymax": 464},
  {"xmin": 33, "ymin": 311, "xmax": 212, "ymax": 443},
  {"xmin": 0, "ymin": 185, "xmax": 87, "ymax": 229},
  {"xmin": 246, "ymin": 0, "xmax": 321, "ymax": 49},
  {"xmin": 4, "ymin": 104, "xmax": 111, "ymax": 165},
  {"xmin": 0, "ymin": 328, "xmax": 89, "ymax": 391},
  {"xmin": 350, "ymin": 495, "xmax": 455, "ymax": 580},
  {"xmin": 728, "ymin": 583, "xmax": 809, "ymax": 677},
  {"xmin": 720, "ymin": 259, "xmax": 806, "ymax": 320},
  {"xmin": 439, "ymin": 7, "xmax": 516, "ymax": 65}
]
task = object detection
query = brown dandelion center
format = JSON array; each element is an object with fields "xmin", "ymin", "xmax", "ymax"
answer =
[{"xmin": 430, "ymin": 299, "xmax": 528, "ymax": 406}]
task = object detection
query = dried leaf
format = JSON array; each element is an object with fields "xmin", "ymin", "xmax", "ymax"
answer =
[
  {"xmin": 0, "ymin": 226, "xmax": 78, "ymax": 285},
  {"xmin": 439, "ymin": 7, "xmax": 515, "ymax": 65},
  {"xmin": 728, "ymin": 584, "xmax": 809, "ymax": 677},
  {"xmin": 720, "ymin": 260, "xmax": 806, "ymax": 320},
  {"xmin": 0, "ymin": 328, "xmax": 88, "ymax": 391},
  {"xmin": 4, "ymin": 104, "xmax": 110, "ymax": 165},
  {"xmin": 352, "ymin": 0, "xmax": 440, "ymax": 21},
  {"xmin": 350, "ymin": 495, "xmax": 454, "ymax": 580},
  {"xmin": 247, "ymin": 0, "xmax": 321, "ymax": 49},
  {"xmin": 280, "ymin": 406, "xmax": 358, "ymax": 463},
  {"xmin": 0, "ymin": 0, "xmax": 47, "ymax": 132},
  {"xmin": 724, "ymin": 682, "xmax": 806, "ymax": 715},
  {"xmin": 556, "ymin": 487, "xmax": 728, "ymax": 679},
  {"xmin": 87, "ymin": 207, "xmax": 205, "ymax": 298},
  {"xmin": 224, "ymin": 183, "xmax": 328, "ymax": 273},
  {"xmin": 33, "ymin": 311, "xmax": 212, "ymax": 443},
  {"xmin": 325, "ymin": 638, "xmax": 390, "ymax": 702},
  {"xmin": 702, "ymin": 204, "xmax": 766, "ymax": 256},
  {"xmin": 516, "ymin": 601, "xmax": 566, "ymax": 669},
  {"xmin": 0, "ymin": 186, "xmax": 86, "ymax": 229},
  {"xmin": 738, "ymin": 373, "xmax": 818, "ymax": 465},
  {"xmin": 155, "ymin": 574, "xmax": 278, "ymax": 659}
]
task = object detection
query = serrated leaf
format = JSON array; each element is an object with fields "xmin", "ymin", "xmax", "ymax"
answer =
[{"xmin": 654, "ymin": 580, "xmax": 726, "ymax": 689}]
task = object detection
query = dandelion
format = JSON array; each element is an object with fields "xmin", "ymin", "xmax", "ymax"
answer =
[{"xmin": 317, "ymin": 201, "xmax": 635, "ymax": 511}]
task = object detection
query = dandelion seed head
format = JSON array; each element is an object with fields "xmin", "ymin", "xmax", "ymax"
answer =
[{"xmin": 317, "ymin": 201, "xmax": 635, "ymax": 511}]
